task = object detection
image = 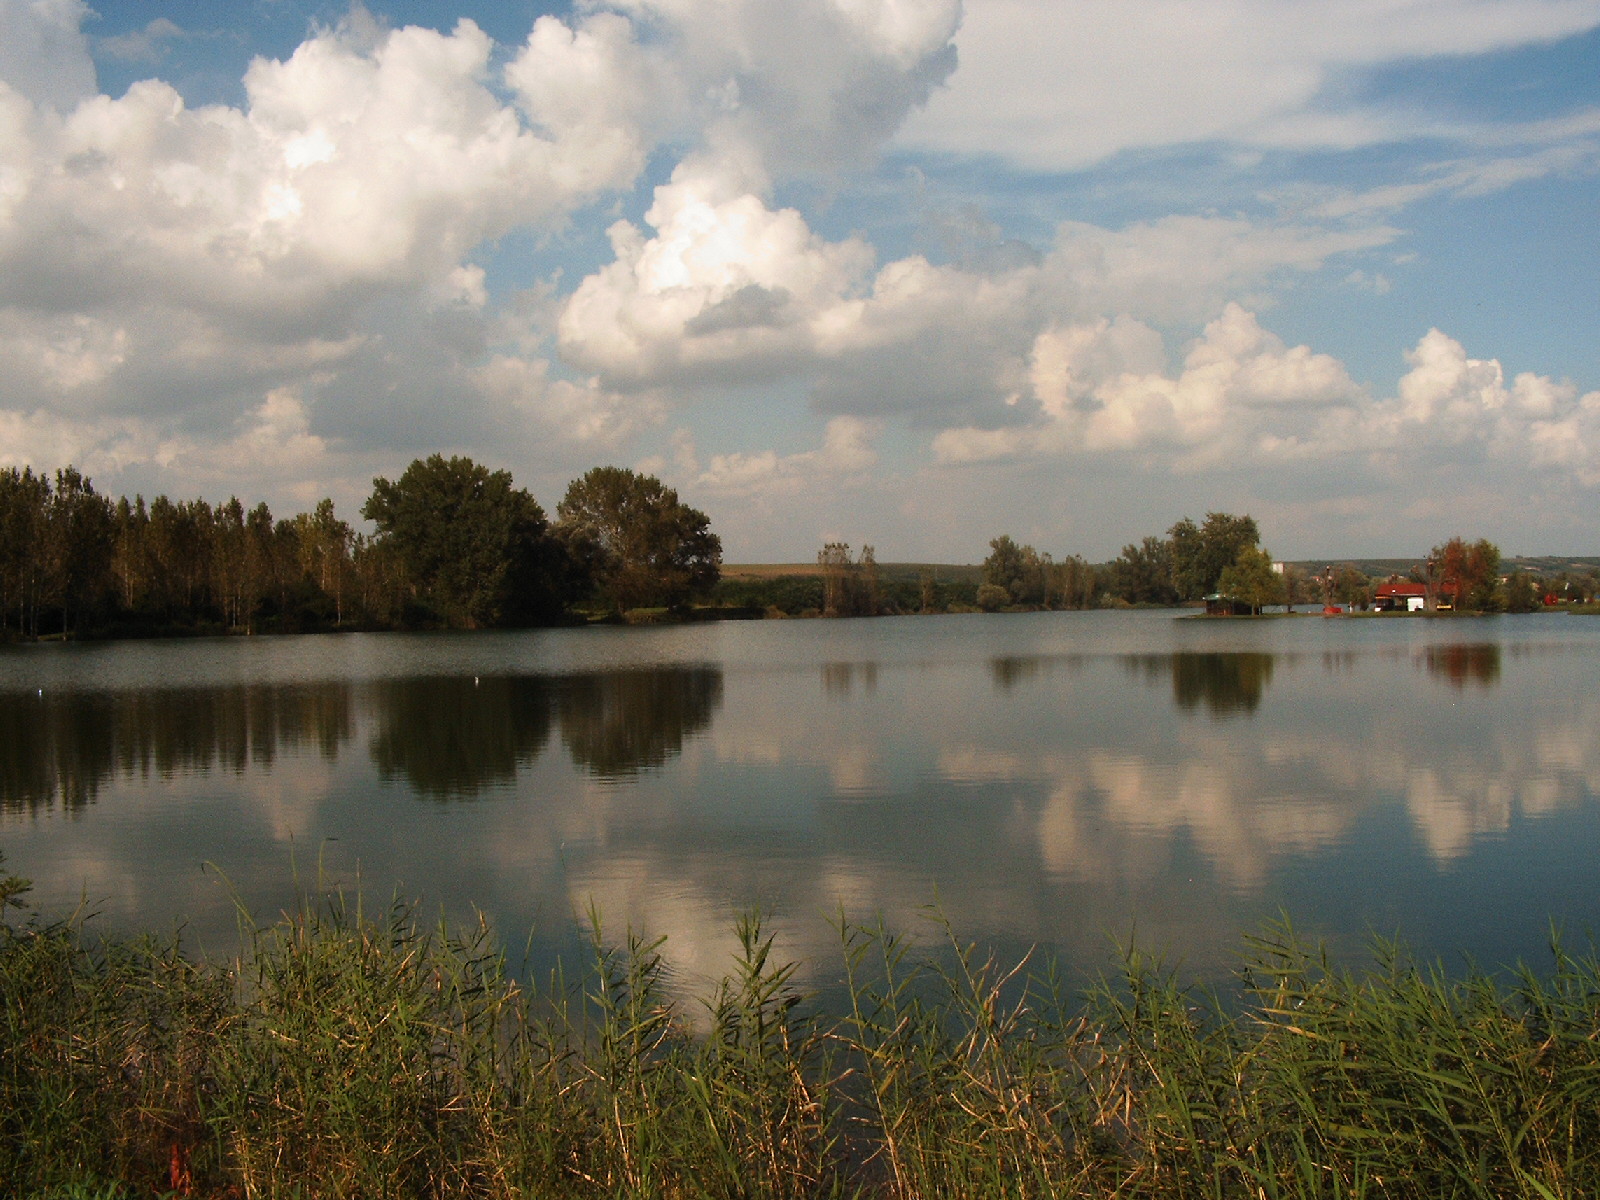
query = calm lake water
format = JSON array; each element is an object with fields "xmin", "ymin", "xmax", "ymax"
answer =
[{"xmin": 3, "ymin": 611, "xmax": 1599, "ymax": 996}]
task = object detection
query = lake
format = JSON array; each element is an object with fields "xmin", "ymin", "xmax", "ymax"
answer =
[{"xmin": 3, "ymin": 610, "xmax": 1598, "ymax": 999}]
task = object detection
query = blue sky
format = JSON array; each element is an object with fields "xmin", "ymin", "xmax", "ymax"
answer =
[{"xmin": 1, "ymin": 0, "xmax": 1596, "ymax": 561}]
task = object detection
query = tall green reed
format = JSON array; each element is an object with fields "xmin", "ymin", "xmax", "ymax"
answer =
[{"xmin": 7, "ymin": 860, "xmax": 1600, "ymax": 1200}]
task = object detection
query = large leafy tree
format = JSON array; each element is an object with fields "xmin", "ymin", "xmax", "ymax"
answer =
[
  {"xmin": 1216, "ymin": 545, "xmax": 1284, "ymax": 615},
  {"xmin": 364, "ymin": 455, "xmax": 567, "ymax": 628},
  {"xmin": 556, "ymin": 467, "xmax": 720, "ymax": 612},
  {"xmin": 983, "ymin": 535, "xmax": 1053, "ymax": 606},
  {"xmin": 1170, "ymin": 512, "xmax": 1261, "ymax": 599},
  {"xmin": 1112, "ymin": 535, "xmax": 1178, "ymax": 605}
]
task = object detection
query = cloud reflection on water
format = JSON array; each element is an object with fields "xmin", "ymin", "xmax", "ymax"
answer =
[{"xmin": 4, "ymin": 627, "xmax": 1600, "ymax": 1004}]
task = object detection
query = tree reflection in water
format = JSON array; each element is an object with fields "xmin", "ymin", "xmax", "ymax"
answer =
[
  {"xmin": 821, "ymin": 662, "xmax": 877, "ymax": 696},
  {"xmin": 1172, "ymin": 653, "xmax": 1275, "ymax": 715},
  {"xmin": 1422, "ymin": 643, "xmax": 1501, "ymax": 690},
  {"xmin": 0, "ymin": 684, "xmax": 352, "ymax": 814},
  {"xmin": 1122, "ymin": 653, "xmax": 1277, "ymax": 716},
  {"xmin": 990, "ymin": 656, "xmax": 1040, "ymax": 691},
  {"xmin": 2, "ymin": 665, "xmax": 726, "ymax": 812},
  {"xmin": 368, "ymin": 676, "xmax": 555, "ymax": 799},
  {"xmin": 556, "ymin": 667, "xmax": 723, "ymax": 782},
  {"xmin": 371, "ymin": 667, "xmax": 724, "ymax": 796}
]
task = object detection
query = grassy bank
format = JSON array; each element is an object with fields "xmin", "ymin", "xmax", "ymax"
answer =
[{"xmin": 5, "ymin": 879, "xmax": 1600, "ymax": 1199}]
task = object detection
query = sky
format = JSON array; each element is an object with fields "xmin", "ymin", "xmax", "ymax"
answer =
[{"xmin": 0, "ymin": 0, "xmax": 1597, "ymax": 563}]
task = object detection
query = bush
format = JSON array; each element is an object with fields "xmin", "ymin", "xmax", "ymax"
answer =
[{"xmin": 975, "ymin": 583, "xmax": 1010, "ymax": 612}]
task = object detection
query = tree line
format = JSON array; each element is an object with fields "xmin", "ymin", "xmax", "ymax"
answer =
[
  {"xmin": 716, "ymin": 512, "xmax": 1586, "ymax": 621},
  {"xmin": 0, "ymin": 457, "xmax": 720, "ymax": 640},
  {"xmin": 977, "ymin": 513, "xmax": 1269, "ymax": 612},
  {"xmin": 978, "ymin": 514, "xmax": 1594, "ymax": 615}
]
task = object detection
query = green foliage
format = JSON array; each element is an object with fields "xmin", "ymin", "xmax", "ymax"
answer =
[
  {"xmin": 0, "ymin": 849, "xmax": 30, "ymax": 920},
  {"xmin": 980, "ymin": 537, "xmax": 1099, "ymax": 609},
  {"xmin": 1113, "ymin": 536, "xmax": 1178, "ymax": 605},
  {"xmin": 1171, "ymin": 512, "xmax": 1261, "ymax": 600},
  {"xmin": 0, "ymin": 458, "xmax": 742, "ymax": 639},
  {"xmin": 1215, "ymin": 545, "xmax": 1285, "ymax": 615},
  {"xmin": 365, "ymin": 454, "xmax": 569, "ymax": 628},
  {"xmin": 0, "ymin": 466, "xmax": 117, "ymax": 638},
  {"xmin": 9, "ymin": 889, "xmax": 1600, "ymax": 1198},
  {"xmin": 1503, "ymin": 571, "xmax": 1541, "ymax": 613},
  {"xmin": 1328, "ymin": 562, "xmax": 1374, "ymax": 607},
  {"xmin": 975, "ymin": 582, "xmax": 1010, "ymax": 612},
  {"xmin": 983, "ymin": 535, "xmax": 1055, "ymax": 606},
  {"xmin": 981, "ymin": 534, "xmax": 1026, "ymax": 592},
  {"xmin": 712, "ymin": 574, "xmax": 825, "ymax": 615},
  {"xmin": 557, "ymin": 466, "xmax": 721, "ymax": 613}
]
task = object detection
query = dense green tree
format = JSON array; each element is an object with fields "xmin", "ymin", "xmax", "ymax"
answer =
[
  {"xmin": 1171, "ymin": 512, "xmax": 1260, "ymax": 599},
  {"xmin": 1051, "ymin": 555, "xmax": 1099, "ymax": 610},
  {"xmin": 1013, "ymin": 545, "xmax": 1050, "ymax": 606},
  {"xmin": 976, "ymin": 583, "xmax": 1010, "ymax": 612},
  {"xmin": 1280, "ymin": 563, "xmax": 1309, "ymax": 611},
  {"xmin": 556, "ymin": 467, "xmax": 720, "ymax": 613},
  {"xmin": 365, "ymin": 455, "xmax": 567, "ymax": 628},
  {"xmin": 1216, "ymin": 545, "xmax": 1284, "ymax": 615},
  {"xmin": 43, "ymin": 468, "xmax": 116, "ymax": 637},
  {"xmin": 0, "ymin": 467, "xmax": 50, "ymax": 636},
  {"xmin": 146, "ymin": 496, "xmax": 216, "ymax": 618},
  {"xmin": 352, "ymin": 533, "xmax": 409, "ymax": 628},
  {"xmin": 983, "ymin": 535, "xmax": 1053, "ymax": 606},
  {"xmin": 1502, "ymin": 571, "xmax": 1540, "ymax": 613},
  {"xmin": 297, "ymin": 499, "xmax": 354, "ymax": 626},
  {"xmin": 110, "ymin": 496, "xmax": 150, "ymax": 613},
  {"xmin": 982, "ymin": 535, "xmax": 1026, "ymax": 592},
  {"xmin": 212, "ymin": 498, "xmax": 250, "ymax": 630},
  {"xmin": 1112, "ymin": 536, "xmax": 1177, "ymax": 605},
  {"xmin": 1168, "ymin": 518, "xmax": 1202, "ymax": 599}
]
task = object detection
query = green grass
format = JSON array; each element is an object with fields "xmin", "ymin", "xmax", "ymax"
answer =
[{"xmin": 5, "ymin": 872, "xmax": 1600, "ymax": 1199}]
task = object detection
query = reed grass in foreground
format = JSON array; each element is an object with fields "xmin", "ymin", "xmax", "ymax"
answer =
[{"xmin": 4, "ymin": 868, "xmax": 1600, "ymax": 1199}]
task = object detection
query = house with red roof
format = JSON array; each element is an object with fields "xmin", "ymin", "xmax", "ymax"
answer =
[{"xmin": 1373, "ymin": 579, "xmax": 1459, "ymax": 612}]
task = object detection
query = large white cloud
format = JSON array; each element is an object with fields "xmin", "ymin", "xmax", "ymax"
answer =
[
  {"xmin": 930, "ymin": 311, "xmax": 1600, "ymax": 527},
  {"xmin": 0, "ymin": 2, "xmax": 669, "ymax": 492},
  {"xmin": 558, "ymin": 158, "xmax": 1396, "ymax": 419},
  {"xmin": 1, "ymin": 13, "xmax": 651, "ymax": 328},
  {"xmin": 603, "ymin": 0, "xmax": 961, "ymax": 172},
  {"xmin": 0, "ymin": 0, "xmax": 96, "ymax": 111},
  {"xmin": 0, "ymin": 0, "xmax": 968, "ymax": 511},
  {"xmin": 558, "ymin": 157, "xmax": 878, "ymax": 385},
  {"xmin": 902, "ymin": 0, "xmax": 1600, "ymax": 169},
  {"xmin": 933, "ymin": 304, "xmax": 1364, "ymax": 465}
]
